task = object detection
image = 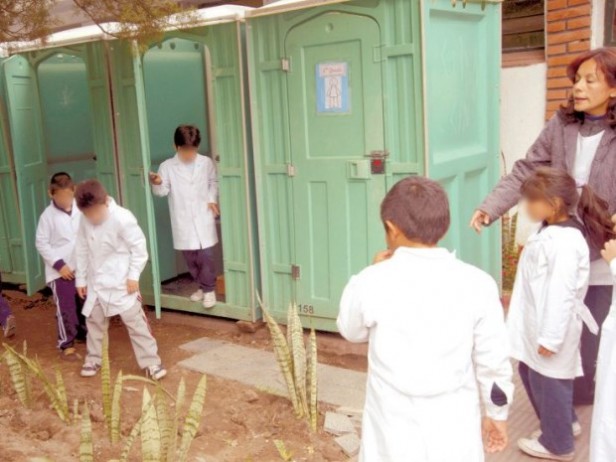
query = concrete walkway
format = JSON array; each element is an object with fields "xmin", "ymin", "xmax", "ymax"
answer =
[{"xmin": 178, "ymin": 337, "xmax": 367, "ymax": 410}]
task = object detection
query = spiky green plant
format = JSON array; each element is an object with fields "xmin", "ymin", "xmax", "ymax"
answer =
[
  {"xmin": 111, "ymin": 371, "xmax": 123, "ymax": 443},
  {"xmin": 167, "ymin": 377, "xmax": 186, "ymax": 461},
  {"xmin": 80, "ymin": 402, "xmax": 94, "ymax": 462},
  {"xmin": 102, "ymin": 333, "xmax": 112, "ymax": 435},
  {"xmin": 178, "ymin": 375, "xmax": 207, "ymax": 462},
  {"xmin": 3, "ymin": 345, "xmax": 30, "ymax": 407},
  {"xmin": 141, "ymin": 388, "xmax": 161, "ymax": 462},
  {"xmin": 274, "ymin": 439, "xmax": 294, "ymax": 461},
  {"xmin": 257, "ymin": 295, "xmax": 319, "ymax": 429}
]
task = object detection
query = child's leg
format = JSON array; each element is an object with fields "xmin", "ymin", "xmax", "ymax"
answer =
[
  {"xmin": 119, "ymin": 301, "xmax": 161, "ymax": 369},
  {"xmin": 75, "ymin": 292, "xmax": 87, "ymax": 341},
  {"xmin": 528, "ymin": 367, "xmax": 575, "ymax": 455},
  {"xmin": 182, "ymin": 248, "xmax": 216, "ymax": 293},
  {"xmin": 85, "ymin": 301, "xmax": 109, "ymax": 365},
  {"xmin": 518, "ymin": 362, "xmax": 541, "ymax": 418},
  {"xmin": 50, "ymin": 279, "xmax": 81, "ymax": 349},
  {"xmin": 0, "ymin": 292, "xmax": 11, "ymax": 327}
]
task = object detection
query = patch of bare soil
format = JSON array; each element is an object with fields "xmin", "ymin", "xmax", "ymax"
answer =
[{"xmin": 0, "ymin": 288, "xmax": 367, "ymax": 462}]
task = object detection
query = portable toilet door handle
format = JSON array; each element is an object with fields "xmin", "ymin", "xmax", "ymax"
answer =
[{"xmin": 366, "ymin": 150, "xmax": 389, "ymax": 175}]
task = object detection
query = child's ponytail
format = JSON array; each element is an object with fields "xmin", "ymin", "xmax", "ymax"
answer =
[{"xmin": 578, "ymin": 185, "xmax": 616, "ymax": 250}]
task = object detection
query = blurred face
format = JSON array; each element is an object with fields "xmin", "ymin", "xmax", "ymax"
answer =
[
  {"xmin": 523, "ymin": 197, "xmax": 561, "ymax": 223},
  {"xmin": 572, "ymin": 59, "xmax": 616, "ymax": 116},
  {"xmin": 50, "ymin": 187, "xmax": 74, "ymax": 211},
  {"xmin": 175, "ymin": 145, "xmax": 198, "ymax": 164},
  {"xmin": 81, "ymin": 202, "xmax": 109, "ymax": 226}
]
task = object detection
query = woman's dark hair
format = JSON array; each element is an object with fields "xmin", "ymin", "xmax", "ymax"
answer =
[
  {"xmin": 174, "ymin": 125, "xmax": 201, "ymax": 148},
  {"xmin": 380, "ymin": 176, "xmax": 450, "ymax": 245},
  {"xmin": 75, "ymin": 179, "xmax": 108, "ymax": 210},
  {"xmin": 560, "ymin": 47, "xmax": 616, "ymax": 128},
  {"xmin": 521, "ymin": 167, "xmax": 616, "ymax": 250}
]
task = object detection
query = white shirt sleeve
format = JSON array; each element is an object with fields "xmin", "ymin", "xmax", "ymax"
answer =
[
  {"xmin": 337, "ymin": 276, "xmax": 370, "ymax": 343},
  {"xmin": 207, "ymin": 158, "xmax": 219, "ymax": 204},
  {"xmin": 120, "ymin": 213, "xmax": 149, "ymax": 281},
  {"xmin": 151, "ymin": 162, "xmax": 170, "ymax": 197},
  {"xmin": 473, "ymin": 277, "xmax": 514, "ymax": 421},
  {"xmin": 537, "ymin": 238, "xmax": 580, "ymax": 353},
  {"xmin": 611, "ymin": 259, "xmax": 616, "ymax": 278},
  {"xmin": 35, "ymin": 212, "xmax": 61, "ymax": 269},
  {"xmin": 74, "ymin": 221, "xmax": 89, "ymax": 288}
]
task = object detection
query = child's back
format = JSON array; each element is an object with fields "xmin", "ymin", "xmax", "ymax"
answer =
[{"xmin": 337, "ymin": 176, "xmax": 512, "ymax": 462}]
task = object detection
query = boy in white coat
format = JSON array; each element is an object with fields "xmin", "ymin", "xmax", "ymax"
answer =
[
  {"xmin": 35, "ymin": 172, "xmax": 86, "ymax": 360},
  {"xmin": 74, "ymin": 180, "xmax": 166, "ymax": 380},
  {"xmin": 591, "ymin": 239, "xmax": 616, "ymax": 462},
  {"xmin": 149, "ymin": 125, "xmax": 219, "ymax": 309},
  {"xmin": 337, "ymin": 176, "xmax": 514, "ymax": 462}
]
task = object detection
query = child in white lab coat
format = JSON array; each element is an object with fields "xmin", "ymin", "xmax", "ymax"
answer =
[
  {"xmin": 591, "ymin": 239, "xmax": 616, "ymax": 462},
  {"xmin": 74, "ymin": 180, "xmax": 166, "ymax": 380},
  {"xmin": 508, "ymin": 168, "xmax": 614, "ymax": 461},
  {"xmin": 35, "ymin": 172, "xmax": 86, "ymax": 360},
  {"xmin": 149, "ymin": 125, "xmax": 219, "ymax": 309},
  {"xmin": 337, "ymin": 176, "xmax": 514, "ymax": 462}
]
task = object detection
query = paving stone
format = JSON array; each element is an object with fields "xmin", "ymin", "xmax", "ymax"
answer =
[
  {"xmin": 334, "ymin": 432, "xmax": 361, "ymax": 457},
  {"xmin": 178, "ymin": 337, "xmax": 367, "ymax": 409},
  {"xmin": 324, "ymin": 412, "xmax": 356, "ymax": 436}
]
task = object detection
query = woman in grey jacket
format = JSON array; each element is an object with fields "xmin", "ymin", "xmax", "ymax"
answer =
[{"xmin": 471, "ymin": 48, "xmax": 616, "ymax": 405}]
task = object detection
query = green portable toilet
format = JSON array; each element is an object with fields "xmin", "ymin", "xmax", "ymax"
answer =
[
  {"xmin": 108, "ymin": 6, "xmax": 260, "ymax": 320},
  {"xmin": 0, "ymin": 29, "xmax": 120, "ymax": 294},
  {"xmin": 246, "ymin": 0, "xmax": 502, "ymax": 330}
]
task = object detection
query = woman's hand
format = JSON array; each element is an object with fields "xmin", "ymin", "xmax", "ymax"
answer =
[
  {"xmin": 601, "ymin": 239, "xmax": 616, "ymax": 263},
  {"xmin": 470, "ymin": 210, "xmax": 491, "ymax": 234}
]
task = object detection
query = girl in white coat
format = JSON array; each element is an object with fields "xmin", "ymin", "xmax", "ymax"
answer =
[
  {"xmin": 590, "ymin": 239, "xmax": 616, "ymax": 462},
  {"xmin": 508, "ymin": 168, "xmax": 614, "ymax": 461}
]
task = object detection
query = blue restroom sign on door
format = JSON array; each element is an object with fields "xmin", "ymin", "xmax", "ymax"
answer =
[{"xmin": 316, "ymin": 62, "xmax": 350, "ymax": 114}]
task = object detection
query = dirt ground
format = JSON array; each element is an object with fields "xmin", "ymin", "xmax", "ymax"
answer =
[{"xmin": 0, "ymin": 287, "xmax": 367, "ymax": 462}]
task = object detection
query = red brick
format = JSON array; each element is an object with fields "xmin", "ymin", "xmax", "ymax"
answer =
[
  {"xmin": 547, "ymin": 29, "xmax": 591, "ymax": 45},
  {"xmin": 547, "ymin": 5, "xmax": 591, "ymax": 20},
  {"xmin": 548, "ymin": 66, "xmax": 568, "ymax": 78},
  {"xmin": 568, "ymin": 40, "xmax": 591, "ymax": 53},
  {"xmin": 547, "ymin": 77, "xmax": 574, "ymax": 89},
  {"xmin": 547, "ymin": 0, "xmax": 568, "ymax": 10},
  {"xmin": 567, "ymin": 0, "xmax": 590, "ymax": 5},
  {"xmin": 546, "ymin": 101, "xmax": 564, "ymax": 115},
  {"xmin": 547, "ymin": 44, "xmax": 567, "ymax": 56},
  {"xmin": 568, "ymin": 16, "xmax": 591, "ymax": 30},
  {"xmin": 548, "ymin": 89, "xmax": 570, "ymax": 101},
  {"xmin": 548, "ymin": 55, "xmax": 576, "ymax": 67},
  {"xmin": 547, "ymin": 20, "xmax": 567, "ymax": 33}
]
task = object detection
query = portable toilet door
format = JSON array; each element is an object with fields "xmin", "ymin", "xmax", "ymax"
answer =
[
  {"xmin": 247, "ymin": 0, "xmax": 425, "ymax": 330},
  {"xmin": 0, "ymin": 41, "xmax": 121, "ymax": 294},
  {"xmin": 422, "ymin": 0, "xmax": 502, "ymax": 279},
  {"xmin": 0, "ymin": 70, "xmax": 26, "ymax": 286},
  {"xmin": 108, "ymin": 13, "xmax": 259, "ymax": 320}
]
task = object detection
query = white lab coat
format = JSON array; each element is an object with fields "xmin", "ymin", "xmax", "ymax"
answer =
[
  {"xmin": 75, "ymin": 198, "xmax": 148, "ymax": 318},
  {"xmin": 590, "ymin": 259, "xmax": 616, "ymax": 462},
  {"xmin": 337, "ymin": 247, "xmax": 513, "ymax": 462},
  {"xmin": 35, "ymin": 200, "xmax": 82, "ymax": 284},
  {"xmin": 151, "ymin": 153, "xmax": 219, "ymax": 250},
  {"xmin": 507, "ymin": 222, "xmax": 598, "ymax": 380}
]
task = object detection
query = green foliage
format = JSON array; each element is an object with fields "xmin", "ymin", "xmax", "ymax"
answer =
[
  {"xmin": 111, "ymin": 370, "xmax": 124, "ymax": 444},
  {"xmin": 257, "ymin": 295, "xmax": 320, "ymax": 430},
  {"xmin": 140, "ymin": 389, "xmax": 161, "ymax": 462},
  {"xmin": 273, "ymin": 440, "xmax": 294, "ymax": 461},
  {"xmin": 80, "ymin": 402, "xmax": 94, "ymax": 462},
  {"xmin": 502, "ymin": 212, "xmax": 522, "ymax": 292},
  {"xmin": 178, "ymin": 375, "xmax": 207, "ymax": 462},
  {"xmin": 3, "ymin": 344, "xmax": 30, "ymax": 407},
  {"xmin": 102, "ymin": 333, "xmax": 112, "ymax": 435}
]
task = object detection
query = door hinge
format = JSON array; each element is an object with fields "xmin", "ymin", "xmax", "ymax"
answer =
[
  {"xmin": 281, "ymin": 58, "xmax": 291, "ymax": 72},
  {"xmin": 291, "ymin": 264, "xmax": 301, "ymax": 280},
  {"xmin": 286, "ymin": 163, "xmax": 296, "ymax": 177}
]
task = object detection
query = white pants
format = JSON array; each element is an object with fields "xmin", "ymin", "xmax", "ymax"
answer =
[
  {"xmin": 591, "ymin": 305, "xmax": 616, "ymax": 462},
  {"xmin": 86, "ymin": 300, "xmax": 161, "ymax": 369}
]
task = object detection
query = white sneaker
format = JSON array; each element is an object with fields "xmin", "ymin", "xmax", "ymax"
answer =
[
  {"xmin": 146, "ymin": 364, "xmax": 167, "ymax": 381},
  {"xmin": 518, "ymin": 437, "xmax": 574, "ymax": 461},
  {"xmin": 189, "ymin": 289, "xmax": 204, "ymax": 302},
  {"xmin": 203, "ymin": 291, "xmax": 216, "ymax": 309},
  {"xmin": 530, "ymin": 421, "xmax": 582, "ymax": 440}
]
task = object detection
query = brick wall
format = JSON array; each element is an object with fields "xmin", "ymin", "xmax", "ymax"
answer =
[{"xmin": 545, "ymin": 0, "xmax": 593, "ymax": 119}]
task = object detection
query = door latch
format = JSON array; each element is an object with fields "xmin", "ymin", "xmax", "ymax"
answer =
[
  {"xmin": 366, "ymin": 150, "xmax": 389, "ymax": 174},
  {"xmin": 291, "ymin": 264, "xmax": 301, "ymax": 280}
]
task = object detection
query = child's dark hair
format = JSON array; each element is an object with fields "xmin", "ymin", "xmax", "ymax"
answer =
[
  {"xmin": 49, "ymin": 172, "xmax": 74, "ymax": 194},
  {"xmin": 380, "ymin": 176, "xmax": 450, "ymax": 245},
  {"xmin": 174, "ymin": 125, "xmax": 201, "ymax": 148},
  {"xmin": 521, "ymin": 167, "xmax": 616, "ymax": 250},
  {"xmin": 75, "ymin": 179, "xmax": 108, "ymax": 210}
]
